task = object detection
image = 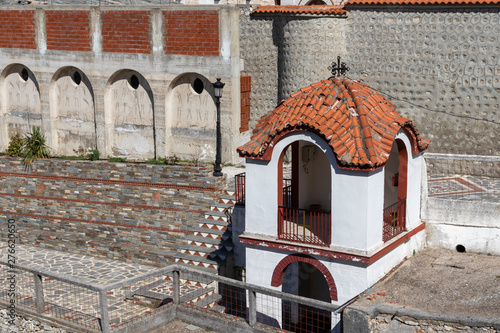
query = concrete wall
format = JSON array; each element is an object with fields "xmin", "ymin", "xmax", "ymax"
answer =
[
  {"xmin": 0, "ymin": 156, "xmax": 225, "ymax": 266},
  {"xmin": 0, "ymin": 5, "xmax": 244, "ymax": 163}
]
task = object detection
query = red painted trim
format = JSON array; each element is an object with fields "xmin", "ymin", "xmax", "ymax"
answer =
[
  {"xmin": 240, "ymin": 223, "xmax": 425, "ymax": 264},
  {"xmin": 0, "ymin": 210, "xmax": 195, "ymax": 233},
  {"xmin": 0, "ymin": 171, "xmax": 216, "ymax": 192},
  {"xmin": 0, "ymin": 192, "xmax": 205, "ymax": 214},
  {"xmin": 271, "ymin": 254, "xmax": 338, "ymax": 301},
  {"xmin": 396, "ymin": 139, "xmax": 408, "ymax": 202},
  {"xmin": 291, "ymin": 142, "xmax": 299, "ymax": 208}
]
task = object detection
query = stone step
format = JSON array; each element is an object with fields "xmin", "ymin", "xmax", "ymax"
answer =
[
  {"xmin": 180, "ymin": 286, "xmax": 216, "ymax": 304},
  {"xmin": 198, "ymin": 221, "xmax": 230, "ymax": 233},
  {"xmin": 174, "ymin": 261, "xmax": 217, "ymax": 274},
  {"xmin": 175, "ymin": 252, "xmax": 223, "ymax": 271},
  {"xmin": 185, "ymin": 234, "xmax": 226, "ymax": 246},
  {"xmin": 208, "ymin": 304, "xmax": 226, "ymax": 313},
  {"xmin": 210, "ymin": 202, "xmax": 233, "ymax": 212},
  {"xmin": 193, "ymin": 225, "xmax": 231, "ymax": 238},
  {"xmin": 198, "ymin": 218, "xmax": 231, "ymax": 228},
  {"xmin": 177, "ymin": 241, "xmax": 233, "ymax": 254},
  {"xmin": 191, "ymin": 292, "xmax": 223, "ymax": 310},
  {"xmin": 220, "ymin": 194, "xmax": 236, "ymax": 205},
  {"xmin": 204, "ymin": 210, "xmax": 229, "ymax": 222}
]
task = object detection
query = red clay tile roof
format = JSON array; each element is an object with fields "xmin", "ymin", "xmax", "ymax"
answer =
[
  {"xmin": 345, "ymin": 0, "xmax": 500, "ymax": 4},
  {"xmin": 252, "ymin": 5, "xmax": 347, "ymax": 15},
  {"xmin": 237, "ymin": 77, "xmax": 429, "ymax": 170}
]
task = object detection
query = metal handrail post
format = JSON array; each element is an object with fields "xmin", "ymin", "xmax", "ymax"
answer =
[{"xmin": 33, "ymin": 273, "xmax": 45, "ymax": 314}]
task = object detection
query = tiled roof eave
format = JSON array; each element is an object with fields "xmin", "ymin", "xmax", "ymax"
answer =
[
  {"xmin": 238, "ymin": 77, "xmax": 430, "ymax": 170},
  {"xmin": 344, "ymin": 0, "xmax": 500, "ymax": 6},
  {"xmin": 251, "ymin": 5, "xmax": 347, "ymax": 16}
]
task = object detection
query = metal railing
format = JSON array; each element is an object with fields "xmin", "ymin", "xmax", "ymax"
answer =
[
  {"xmin": 382, "ymin": 199, "xmax": 406, "ymax": 242},
  {"xmin": 278, "ymin": 206, "xmax": 331, "ymax": 246},
  {"xmin": 283, "ymin": 178, "xmax": 292, "ymax": 208},
  {"xmin": 234, "ymin": 172, "xmax": 245, "ymax": 206},
  {"xmin": 0, "ymin": 262, "xmax": 341, "ymax": 332}
]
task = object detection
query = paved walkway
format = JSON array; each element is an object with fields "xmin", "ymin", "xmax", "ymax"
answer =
[
  {"xmin": 0, "ymin": 242, "xmax": 213, "ymax": 332},
  {"xmin": 351, "ymin": 248, "xmax": 500, "ymax": 320},
  {"xmin": 0, "ymin": 242, "xmax": 154, "ymax": 285}
]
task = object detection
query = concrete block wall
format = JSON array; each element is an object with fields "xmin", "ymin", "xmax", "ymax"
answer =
[{"xmin": 0, "ymin": 157, "xmax": 226, "ymax": 266}]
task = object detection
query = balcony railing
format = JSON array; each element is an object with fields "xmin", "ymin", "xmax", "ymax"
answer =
[
  {"xmin": 278, "ymin": 206, "xmax": 331, "ymax": 246},
  {"xmin": 283, "ymin": 178, "xmax": 292, "ymax": 208},
  {"xmin": 235, "ymin": 172, "xmax": 245, "ymax": 206},
  {"xmin": 383, "ymin": 199, "xmax": 406, "ymax": 242}
]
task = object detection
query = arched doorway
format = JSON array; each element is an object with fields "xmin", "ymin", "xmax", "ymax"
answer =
[
  {"xmin": 272, "ymin": 254, "xmax": 337, "ymax": 332},
  {"xmin": 383, "ymin": 138, "xmax": 408, "ymax": 241},
  {"xmin": 277, "ymin": 138, "xmax": 332, "ymax": 246}
]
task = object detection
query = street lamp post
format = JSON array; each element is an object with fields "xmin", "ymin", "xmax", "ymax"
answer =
[{"xmin": 213, "ymin": 78, "xmax": 225, "ymax": 177}]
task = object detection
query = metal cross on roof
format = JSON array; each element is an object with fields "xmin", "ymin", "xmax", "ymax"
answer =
[{"xmin": 328, "ymin": 56, "xmax": 350, "ymax": 77}]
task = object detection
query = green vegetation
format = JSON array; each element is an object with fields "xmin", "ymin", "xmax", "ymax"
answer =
[
  {"xmin": 145, "ymin": 157, "xmax": 166, "ymax": 165},
  {"xmin": 59, "ymin": 155, "xmax": 85, "ymax": 160},
  {"xmin": 85, "ymin": 148, "xmax": 100, "ymax": 161},
  {"xmin": 21, "ymin": 126, "xmax": 51, "ymax": 172},
  {"xmin": 6, "ymin": 133, "xmax": 22, "ymax": 157},
  {"xmin": 108, "ymin": 157, "xmax": 127, "ymax": 163}
]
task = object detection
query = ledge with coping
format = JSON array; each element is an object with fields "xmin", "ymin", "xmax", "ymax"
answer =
[{"xmin": 239, "ymin": 223, "xmax": 425, "ymax": 264}]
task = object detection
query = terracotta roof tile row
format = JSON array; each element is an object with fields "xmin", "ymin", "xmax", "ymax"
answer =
[
  {"xmin": 345, "ymin": 0, "xmax": 500, "ymax": 5},
  {"xmin": 237, "ymin": 77, "xmax": 429, "ymax": 170},
  {"xmin": 251, "ymin": 5, "xmax": 347, "ymax": 15}
]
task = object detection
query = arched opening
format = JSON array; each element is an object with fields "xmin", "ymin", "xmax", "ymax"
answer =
[
  {"xmin": 165, "ymin": 73, "xmax": 218, "ymax": 162},
  {"xmin": 383, "ymin": 138, "xmax": 408, "ymax": 241},
  {"xmin": 50, "ymin": 66, "xmax": 96, "ymax": 156},
  {"xmin": 272, "ymin": 254, "xmax": 336, "ymax": 332},
  {"xmin": 0, "ymin": 64, "xmax": 41, "ymax": 151},
  {"xmin": 282, "ymin": 262, "xmax": 331, "ymax": 332},
  {"xmin": 104, "ymin": 69, "xmax": 155, "ymax": 159},
  {"xmin": 277, "ymin": 139, "xmax": 331, "ymax": 246}
]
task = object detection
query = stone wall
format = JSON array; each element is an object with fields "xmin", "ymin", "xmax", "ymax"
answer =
[
  {"xmin": 345, "ymin": 7, "xmax": 499, "ymax": 158},
  {"xmin": 344, "ymin": 308, "xmax": 500, "ymax": 333},
  {"xmin": 239, "ymin": 6, "xmax": 500, "ymax": 163},
  {"xmin": 0, "ymin": 157, "xmax": 226, "ymax": 266}
]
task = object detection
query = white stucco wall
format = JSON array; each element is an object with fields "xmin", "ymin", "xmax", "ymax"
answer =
[
  {"xmin": 243, "ymin": 129, "xmax": 432, "ymax": 253},
  {"xmin": 366, "ymin": 230, "xmax": 427, "ymax": 285},
  {"xmin": 424, "ymin": 199, "xmax": 500, "ymax": 255},
  {"xmin": 397, "ymin": 130, "xmax": 424, "ymax": 229}
]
